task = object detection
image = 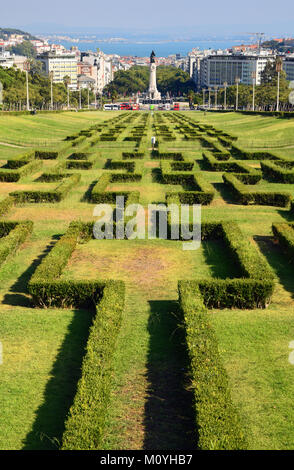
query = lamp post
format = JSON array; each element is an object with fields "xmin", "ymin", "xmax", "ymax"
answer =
[
  {"xmin": 223, "ymin": 82, "xmax": 227, "ymax": 110},
  {"xmin": 251, "ymin": 71, "xmax": 256, "ymax": 111},
  {"xmin": 276, "ymin": 58, "xmax": 283, "ymax": 112},
  {"xmin": 235, "ymin": 77, "xmax": 240, "ymax": 111},
  {"xmin": 79, "ymin": 88, "xmax": 82, "ymax": 110},
  {"xmin": 24, "ymin": 60, "xmax": 30, "ymax": 111},
  {"xmin": 208, "ymin": 87, "xmax": 211, "ymax": 109},
  {"xmin": 87, "ymin": 87, "xmax": 90, "ymax": 110},
  {"xmin": 214, "ymin": 85, "xmax": 218, "ymax": 109},
  {"xmin": 202, "ymin": 88, "xmax": 206, "ymax": 107}
]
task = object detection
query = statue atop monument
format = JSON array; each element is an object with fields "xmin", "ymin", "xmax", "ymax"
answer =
[
  {"xmin": 148, "ymin": 51, "xmax": 161, "ymax": 100},
  {"xmin": 150, "ymin": 50, "xmax": 156, "ymax": 63}
]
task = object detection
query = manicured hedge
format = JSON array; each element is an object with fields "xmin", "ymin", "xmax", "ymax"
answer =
[
  {"xmin": 165, "ymin": 173, "xmax": 215, "ymax": 205},
  {"xmin": 65, "ymin": 160, "xmax": 93, "ymax": 169},
  {"xmin": 0, "ymin": 160, "xmax": 42, "ymax": 182},
  {"xmin": 151, "ymin": 151, "xmax": 183, "ymax": 160},
  {"xmin": 72, "ymin": 135, "xmax": 87, "ymax": 146},
  {"xmin": 178, "ymin": 283, "xmax": 248, "ymax": 450},
  {"xmin": 104, "ymin": 160, "xmax": 135, "ymax": 172},
  {"xmin": 27, "ymin": 220, "xmax": 126, "ymax": 449},
  {"xmin": 272, "ymin": 222, "xmax": 294, "ymax": 261},
  {"xmin": 35, "ymin": 151, "xmax": 58, "ymax": 160},
  {"xmin": 223, "ymin": 173, "xmax": 292, "ymax": 207},
  {"xmin": 122, "ymin": 152, "xmax": 144, "ymax": 159},
  {"xmin": 220, "ymin": 221, "xmax": 274, "ymax": 281},
  {"xmin": 90, "ymin": 173, "xmax": 140, "ymax": 203},
  {"xmin": 261, "ymin": 161, "xmax": 294, "ymax": 183},
  {"xmin": 230, "ymin": 144, "xmax": 280, "ymax": 161},
  {"xmin": 68, "ymin": 153, "xmax": 90, "ymax": 160},
  {"xmin": 0, "ymin": 220, "xmax": 33, "ymax": 267},
  {"xmin": 10, "ymin": 173, "xmax": 81, "ymax": 203},
  {"xmin": 173, "ymin": 221, "xmax": 274, "ymax": 308},
  {"xmin": 0, "ymin": 196, "xmax": 14, "ymax": 216},
  {"xmin": 202, "ymin": 151, "xmax": 261, "ymax": 183},
  {"xmin": 62, "ymin": 280, "xmax": 125, "ymax": 450}
]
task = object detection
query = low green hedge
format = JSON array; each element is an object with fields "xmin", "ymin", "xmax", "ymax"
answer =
[
  {"xmin": 220, "ymin": 221, "xmax": 274, "ymax": 282},
  {"xmin": 90, "ymin": 173, "xmax": 140, "ymax": 203},
  {"xmin": 151, "ymin": 151, "xmax": 183, "ymax": 161},
  {"xmin": 122, "ymin": 152, "xmax": 144, "ymax": 159},
  {"xmin": 272, "ymin": 222, "xmax": 294, "ymax": 261},
  {"xmin": 261, "ymin": 161, "xmax": 294, "ymax": 183},
  {"xmin": 65, "ymin": 160, "xmax": 93, "ymax": 169},
  {"xmin": 0, "ymin": 196, "xmax": 14, "ymax": 216},
  {"xmin": 35, "ymin": 151, "xmax": 58, "ymax": 160},
  {"xmin": 202, "ymin": 151, "xmax": 261, "ymax": 183},
  {"xmin": 68, "ymin": 153, "xmax": 90, "ymax": 160},
  {"xmin": 165, "ymin": 173, "xmax": 215, "ymax": 205},
  {"xmin": 223, "ymin": 173, "xmax": 292, "ymax": 207},
  {"xmin": 104, "ymin": 160, "xmax": 135, "ymax": 172},
  {"xmin": 72, "ymin": 135, "xmax": 87, "ymax": 146},
  {"xmin": 62, "ymin": 280, "xmax": 125, "ymax": 450},
  {"xmin": 178, "ymin": 282, "xmax": 248, "ymax": 450},
  {"xmin": 173, "ymin": 221, "xmax": 274, "ymax": 307},
  {"xmin": 10, "ymin": 173, "xmax": 81, "ymax": 203},
  {"xmin": 0, "ymin": 160, "xmax": 42, "ymax": 182},
  {"xmin": 230, "ymin": 144, "xmax": 280, "ymax": 161},
  {"xmin": 0, "ymin": 220, "xmax": 33, "ymax": 267}
]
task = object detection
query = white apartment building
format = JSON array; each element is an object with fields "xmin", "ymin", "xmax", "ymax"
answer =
[
  {"xmin": 37, "ymin": 51, "xmax": 78, "ymax": 88},
  {"xmin": 0, "ymin": 48, "xmax": 14, "ymax": 68},
  {"xmin": 81, "ymin": 51, "xmax": 113, "ymax": 93},
  {"xmin": 199, "ymin": 51, "xmax": 275, "ymax": 88}
]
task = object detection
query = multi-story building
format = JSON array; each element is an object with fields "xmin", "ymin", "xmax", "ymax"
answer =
[
  {"xmin": 81, "ymin": 51, "xmax": 113, "ymax": 93},
  {"xmin": 199, "ymin": 51, "xmax": 275, "ymax": 88},
  {"xmin": 283, "ymin": 56, "xmax": 294, "ymax": 82},
  {"xmin": 37, "ymin": 51, "xmax": 78, "ymax": 88},
  {"xmin": 0, "ymin": 48, "xmax": 14, "ymax": 68}
]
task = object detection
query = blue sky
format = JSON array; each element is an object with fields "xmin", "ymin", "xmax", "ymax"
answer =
[{"xmin": 2, "ymin": 0, "xmax": 294, "ymax": 36}]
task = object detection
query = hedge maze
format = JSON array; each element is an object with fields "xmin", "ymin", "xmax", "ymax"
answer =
[{"xmin": 1, "ymin": 110, "xmax": 294, "ymax": 451}]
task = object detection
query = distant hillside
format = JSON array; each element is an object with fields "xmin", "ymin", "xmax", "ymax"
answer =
[
  {"xmin": 262, "ymin": 39, "xmax": 294, "ymax": 53},
  {"xmin": 0, "ymin": 28, "xmax": 36, "ymax": 40}
]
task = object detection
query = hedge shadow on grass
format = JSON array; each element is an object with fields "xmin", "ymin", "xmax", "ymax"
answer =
[
  {"xmin": 2, "ymin": 235, "xmax": 61, "ymax": 307},
  {"xmin": 254, "ymin": 235, "xmax": 294, "ymax": 300},
  {"xmin": 22, "ymin": 308, "xmax": 93, "ymax": 450},
  {"xmin": 212, "ymin": 182, "xmax": 235, "ymax": 204},
  {"xmin": 81, "ymin": 179, "xmax": 98, "ymax": 202},
  {"xmin": 143, "ymin": 300, "xmax": 195, "ymax": 450},
  {"xmin": 202, "ymin": 239, "xmax": 240, "ymax": 279}
]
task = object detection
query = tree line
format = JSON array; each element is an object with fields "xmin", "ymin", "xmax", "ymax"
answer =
[
  {"xmin": 104, "ymin": 65, "xmax": 195, "ymax": 97},
  {"xmin": 0, "ymin": 66, "xmax": 95, "ymax": 109}
]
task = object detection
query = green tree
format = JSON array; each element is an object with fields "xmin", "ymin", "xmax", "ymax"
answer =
[{"xmin": 9, "ymin": 40, "xmax": 36, "ymax": 58}]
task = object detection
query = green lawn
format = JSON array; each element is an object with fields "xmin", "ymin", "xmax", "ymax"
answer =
[
  {"xmin": 1, "ymin": 110, "xmax": 294, "ymax": 449},
  {"xmin": 0, "ymin": 110, "xmax": 117, "ymax": 147}
]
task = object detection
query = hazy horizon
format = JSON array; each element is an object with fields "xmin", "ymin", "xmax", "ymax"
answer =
[{"xmin": 1, "ymin": 0, "xmax": 294, "ymax": 38}]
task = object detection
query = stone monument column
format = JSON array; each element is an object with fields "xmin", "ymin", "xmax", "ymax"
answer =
[{"xmin": 148, "ymin": 51, "xmax": 161, "ymax": 100}]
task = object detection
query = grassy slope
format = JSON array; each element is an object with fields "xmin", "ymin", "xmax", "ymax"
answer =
[
  {"xmin": 0, "ymin": 111, "xmax": 294, "ymax": 449},
  {"xmin": 0, "ymin": 110, "xmax": 117, "ymax": 147}
]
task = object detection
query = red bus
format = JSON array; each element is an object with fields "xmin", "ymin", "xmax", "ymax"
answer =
[
  {"xmin": 173, "ymin": 103, "xmax": 180, "ymax": 111},
  {"xmin": 131, "ymin": 103, "xmax": 140, "ymax": 110},
  {"xmin": 120, "ymin": 103, "xmax": 131, "ymax": 110}
]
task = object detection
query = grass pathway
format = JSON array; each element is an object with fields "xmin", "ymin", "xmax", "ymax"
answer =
[{"xmin": 102, "ymin": 283, "xmax": 195, "ymax": 450}]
